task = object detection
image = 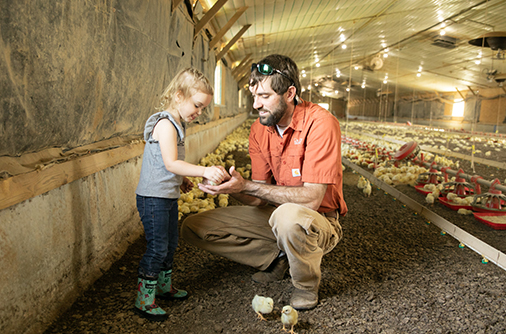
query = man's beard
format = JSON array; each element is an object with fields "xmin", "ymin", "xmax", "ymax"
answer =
[{"xmin": 258, "ymin": 98, "xmax": 287, "ymax": 127}]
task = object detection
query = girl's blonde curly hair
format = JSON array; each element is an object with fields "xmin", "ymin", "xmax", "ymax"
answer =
[{"xmin": 158, "ymin": 68, "xmax": 214, "ymax": 111}]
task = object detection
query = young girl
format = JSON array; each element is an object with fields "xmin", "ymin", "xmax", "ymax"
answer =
[{"xmin": 134, "ymin": 68, "xmax": 227, "ymax": 321}]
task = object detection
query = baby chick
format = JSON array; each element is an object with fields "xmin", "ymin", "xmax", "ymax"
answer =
[
  {"xmin": 363, "ymin": 181, "xmax": 372, "ymax": 197},
  {"xmin": 425, "ymin": 193, "xmax": 435, "ymax": 205},
  {"xmin": 281, "ymin": 305, "xmax": 298, "ymax": 334},
  {"xmin": 252, "ymin": 295, "xmax": 273, "ymax": 321}
]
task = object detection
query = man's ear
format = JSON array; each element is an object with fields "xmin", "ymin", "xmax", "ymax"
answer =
[{"xmin": 286, "ymin": 85, "xmax": 297, "ymax": 103}]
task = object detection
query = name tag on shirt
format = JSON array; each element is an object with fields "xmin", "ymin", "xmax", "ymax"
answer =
[{"xmin": 292, "ymin": 169, "xmax": 301, "ymax": 177}]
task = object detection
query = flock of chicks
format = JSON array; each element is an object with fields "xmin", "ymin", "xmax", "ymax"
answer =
[
  {"xmin": 252, "ymin": 295, "xmax": 298, "ymax": 334},
  {"xmin": 177, "ymin": 120, "xmax": 255, "ymax": 221},
  {"xmin": 345, "ymin": 121, "xmax": 506, "ymax": 158}
]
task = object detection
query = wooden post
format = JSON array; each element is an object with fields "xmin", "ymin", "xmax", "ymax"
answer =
[
  {"xmin": 216, "ymin": 24, "xmax": 251, "ymax": 60},
  {"xmin": 195, "ymin": 0, "xmax": 229, "ymax": 36},
  {"xmin": 232, "ymin": 54, "xmax": 252, "ymax": 76},
  {"xmin": 209, "ymin": 7, "xmax": 248, "ymax": 48},
  {"xmin": 172, "ymin": 0, "xmax": 184, "ymax": 13}
]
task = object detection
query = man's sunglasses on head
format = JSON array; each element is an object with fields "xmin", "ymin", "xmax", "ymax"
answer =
[{"xmin": 251, "ymin": 63, "xmax": 295, "ymax": 87}]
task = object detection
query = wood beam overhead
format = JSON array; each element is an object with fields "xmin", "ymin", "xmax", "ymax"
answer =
[
  {"xmin": 209, "ymin": 7, "xmax": 248, "ymax": 48},
  {"xmin": 172, "ymin": 0, "xmax": 184, "ymax": 13},
  {"xmin": 216, "ymin": 24, "xmax": 251, "ymax": 61},
  {"xmin": 231, "ymin": 54, "xmax": 252, "ymax": 76},
  {"xmin": 238, "ymin": 72, "xmax": 251, "ymax": 88},
  {"xmin": 234, "ymin": 59, "xmax": 253, "ymax": 81},
  {"xmin": 194, "ymin": 0, "xmax": 228, "ymax": 37}
]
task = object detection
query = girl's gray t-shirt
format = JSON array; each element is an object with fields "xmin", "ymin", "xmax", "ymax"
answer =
[{"xmin": 135, "ymin": 111, "xmax": 185, "ymax": 199}]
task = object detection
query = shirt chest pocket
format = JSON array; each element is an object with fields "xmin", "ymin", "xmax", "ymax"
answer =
[{"xmin": 286, "ymin": 145, "xmax": 305, "ymax": 171}]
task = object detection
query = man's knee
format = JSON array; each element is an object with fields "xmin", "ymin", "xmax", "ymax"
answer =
[
  {"xmin": 180, "ymin": 215, "xmax": 198, "ymax": 243},
  {"xmin": 270, "ymin": 203, "xmax": 310, "ymax": 235}
]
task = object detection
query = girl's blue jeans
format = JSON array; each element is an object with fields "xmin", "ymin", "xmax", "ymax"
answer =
[{"xmin": 136, "ymin": 195, "xmax": 179, "ymax": 279}]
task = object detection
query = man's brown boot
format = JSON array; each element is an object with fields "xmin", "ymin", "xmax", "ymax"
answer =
[{"xmin": 252, "ymin": 255, "xmax": 289, "ymax": 283}]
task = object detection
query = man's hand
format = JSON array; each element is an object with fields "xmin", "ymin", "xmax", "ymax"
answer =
[{"xmin": 199, "ymin": 166, "xmax": 245, "ymax": 195}]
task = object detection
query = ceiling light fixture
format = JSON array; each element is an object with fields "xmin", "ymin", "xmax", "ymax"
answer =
[
  {"xmin": 440, "ymin": 29, "xmax": 446, "ymax": 36},
  {"xmin": 417, "ymin": 73, "xmax": 421, "ymax": 77},
  {"xmin": 316, "ymin": 63, "xmax": 320, "ymax": 67},
  {"xmin": 342, "ymin": 44, "xmax": 347, "ymax": 49}
]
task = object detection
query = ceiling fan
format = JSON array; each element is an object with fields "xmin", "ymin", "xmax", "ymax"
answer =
[{"xmin": 470, "ymin": 32, "xmax": 506, "ymax": 86}]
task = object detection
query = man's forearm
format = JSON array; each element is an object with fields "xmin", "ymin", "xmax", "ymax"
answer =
[{"xmin": 242, "ymin": 180, "xmax": 325, "ymax": 211}]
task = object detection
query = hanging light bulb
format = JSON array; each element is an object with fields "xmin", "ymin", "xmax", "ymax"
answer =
[
  {"xmin": 335, "ymin": 90, "xmax": 338, "ymax": 94},
  {"xmin": 417, "ymin": 73, "xmax": 421, "ymax": 77},
  {"xmin": 302, "ymin": 73, "xmax": 306, "ymax": 77},
  {"xmin": 302, "ymin": 88, "xmax": 306, "ymax": 92},
  {"xmin": 346, "ymin": 87, "xmax": 350, "ymax": 92},
  {"xmin": 383, "ymin": 80, "xmax": 387, "ymax": 84},
  {"xmin": 475, "ymin": 60, "xmax": 481, "ymax": 65},
  {"xmin": 354, "ymin": 65, "xmax": 359, "ymax": 70},
  {"xmin": 383, "ymin": 53, "xmax": 388, "ymax": 58},
  {"xmin": 316, "ymin": 63, "xmax": 320, "ymax": 67},
  {"xmin": 308, "ymin": 85, "xmax": 311, "ymax": 90},
  {"xmin": 314, "ymin": 83, "xmax": 318, "ymax": 87},
  {"xmin": 440, "ymin": 29, "xmax": 446, "ymax": 36},
  {"xmin": 342, "ymin": 44, "xmax": 347, "ymax": 49}
]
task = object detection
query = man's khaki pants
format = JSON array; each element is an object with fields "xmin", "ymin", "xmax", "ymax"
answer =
[{"xmin": 181, "ymin": 203, "xmax": 342, "ymax": 291}]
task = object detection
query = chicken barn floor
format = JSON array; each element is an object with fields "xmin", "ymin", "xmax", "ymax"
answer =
[{"xmin": 45, "ymin": 144, "xmax": 506, "ymax": 334}]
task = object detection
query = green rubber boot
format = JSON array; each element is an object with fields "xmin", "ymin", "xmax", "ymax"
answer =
[
  {"xmin": 133, "ymin": 277, "xmax": 168, "ymax": 321},
  {"xmin": 156, "ymin": 269, "xmax": 188, "ymax": 300}
]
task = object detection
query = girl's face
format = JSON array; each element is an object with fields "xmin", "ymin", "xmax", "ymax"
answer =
[{"xmin": 177, "ymin": 91, "xmax": 212, "ymax": 123}]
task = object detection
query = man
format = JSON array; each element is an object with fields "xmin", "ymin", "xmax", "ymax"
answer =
[{"xmin": 181, "ymin": 54, "xmax": 347, "ymax": 310}]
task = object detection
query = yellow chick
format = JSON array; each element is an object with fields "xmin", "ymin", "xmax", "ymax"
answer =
[
  {"xmin": 281, "ymin": 305, "xmax": 298, "ymax": 334},
  {"xmin": 425, "ymin": 193, "xmax": 435, "ymax": 205},
  {"xmin": 363, "ymin": 182, "xmax": 372, "ymax": 197},
  {"xmin": 252, "ymin": 295, "xmax": 273, "ymax": 321},
  {"xmin": 357, "ymin": 176, "xmax": 367, "ymax": 189}
]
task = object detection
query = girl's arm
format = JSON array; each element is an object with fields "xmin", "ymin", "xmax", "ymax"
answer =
[{"xmin": 154, "ymin": 119, "xmax": 227, "ymax": 184}]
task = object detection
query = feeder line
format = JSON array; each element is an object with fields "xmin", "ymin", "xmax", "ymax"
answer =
[
  {"xmin": 343, "ymin": 157, "xmax": 506, "ymax": 271},
  {"xmin": 344, "ymin": 131, "xmax": 506, "ymax": 192}
]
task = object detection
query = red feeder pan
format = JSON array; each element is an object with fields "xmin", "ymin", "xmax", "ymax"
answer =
[
  {"xmin": 393, "ymin": 141, "xmax": 420, "ymax": 162},
  {"xmin": 473, "ymin": 212, "xmax": 506, "ymax": 230}
]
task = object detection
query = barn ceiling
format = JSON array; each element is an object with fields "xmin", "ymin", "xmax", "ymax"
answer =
[{"xmin": 201, "ymin": 0, "xmax": 506, "ymax": 99}]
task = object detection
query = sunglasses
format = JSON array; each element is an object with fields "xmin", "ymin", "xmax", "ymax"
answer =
[{"xmin": 251, "ymin": 63, "xmax": 295, "ymax": 87}]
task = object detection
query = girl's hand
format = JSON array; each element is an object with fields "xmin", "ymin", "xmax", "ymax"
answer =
[
  {"xmin": 203, "ymin": 166, "xmax": 229, "ymax": 185},
  {"xmin": 180, "ymin": 177, "xmax": 194, "ymax": 193},
  {"xmin": 199, "ymin": 166, "xmax": 245, "ymax": 195}
]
